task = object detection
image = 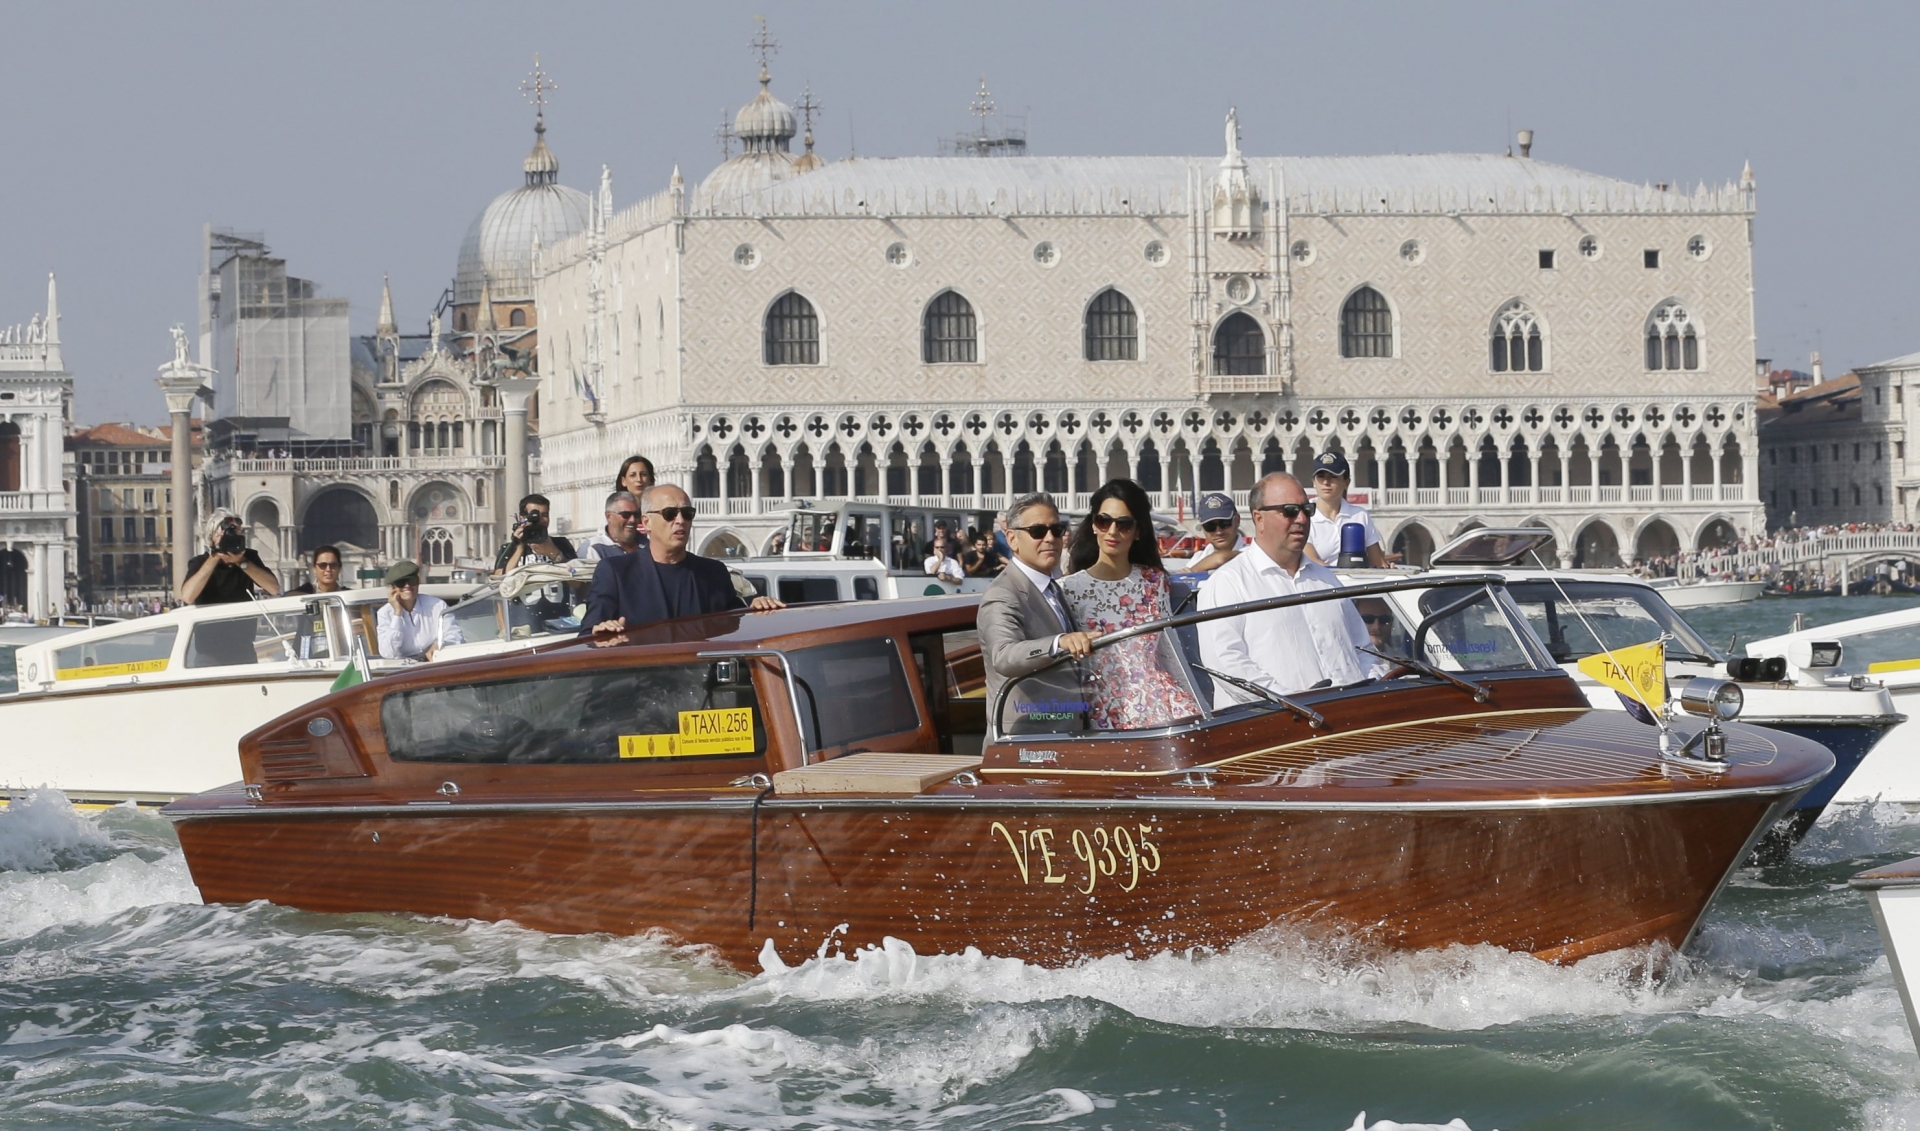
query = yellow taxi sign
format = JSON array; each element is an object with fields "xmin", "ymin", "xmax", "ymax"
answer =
[
  {"xmin": 56, "ymin": 658, "xmax": 169, "ymax": 682},
  {"xmin": 1577, "ymin": 639, "xmax": 1666, "ymax": 711},
  {"xmin": 619, "ymin": 707, "xmax": 756, "ymax": 759}
]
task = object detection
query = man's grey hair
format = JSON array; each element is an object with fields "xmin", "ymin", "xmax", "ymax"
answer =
[
  {"xmin": 641, "ymin": 483, "xmax": 690, "ymax": 510},
  {"xmin": 1001, "ymin": 492, "xmax": 1056, "ymax": 531},
  {"xmin": 1249, "ymin": 472, "xmax": 1303, "ymax": 511},
  {"xmin": 604, "ymin": 490, "xmax": 638, "ymax": 513}
]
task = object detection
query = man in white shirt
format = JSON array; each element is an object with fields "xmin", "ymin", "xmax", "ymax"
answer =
[
  {"xmin": 1199, "ymin": 472, "xmax": 1375, "ymax": 706},
  {"xmin": 924, "ymin": 529, "xmax": 965, "ymax": 584},
  {"xmin": 581, "ymin": 491, "xmax": 644, "ymax": 561},
  {"xmin": 375, "ymin": 560, "xmax": 464, "ymax": 661}
]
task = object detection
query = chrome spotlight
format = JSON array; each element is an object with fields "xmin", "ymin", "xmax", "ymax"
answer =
[{"xmin": 1679, "ymin": 677, "xmax": 1744, "ymax": 721}]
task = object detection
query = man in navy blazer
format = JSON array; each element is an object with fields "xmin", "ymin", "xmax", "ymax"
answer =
[{"xmin": 583, "ymin": 484, "xmax": 782, "ymax": 634}]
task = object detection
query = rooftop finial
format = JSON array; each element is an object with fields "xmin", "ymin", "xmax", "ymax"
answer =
[
  {"xmin": 970, "ymin": 77, "xmax": 997, "ymax": 136},
  {"xmin": 519, "ymin": 54, "xmax": 561, "ymax": 186},
  {"xmin": 798, "ymin": 83, "xmax": 821, "ymax": 150},
  {"xmin": 715, "ymin": 107, "xmax": 736, "ymax": 159},
  {"xmin": 750, "ymin": 15, "xmax": 779, "ymax": 86}
]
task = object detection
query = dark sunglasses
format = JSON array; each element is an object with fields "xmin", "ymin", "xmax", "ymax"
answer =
[
  {"xmin": 649, "ymin": 506, "xmax": 698, "ymax": 522},
  {"xmin": 1360, "ymin": 613, "xmax": 1392, "ymax": 625},
  {"xmin": 1091, "ymin": 513, "xmax": 1138, "ymax": 532},
  {"xmin": 1254, "ymin": 503, "xmax": 1309, "ymax": 520},
  {"xmin": 1012, "ymin": 522, "xmax": 1072, "ymax": 541},
  {"xmin": 391, "ymin": 579, "xmax": 419, "ymax": 589},
  {"xmin": 1201, "ymin": 519, "xmax": 1238, "ymax": 533},
  {"xmin": 609, "ymin": 510, "xmax": 640, "ymax": 520},
  {"xmin": 314, "ymin": 561, "xmax": 341, "ymax": 569}
]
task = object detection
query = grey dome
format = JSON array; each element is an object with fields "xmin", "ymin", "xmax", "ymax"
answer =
[
  {"xmin": 702, "ymin": 69, "xmax": 804, "ymax": 207},
  {"xmin": 455, "ymin": 124, "xmax": 589, "ymax": 304},
  {"xmin": 734, "ymin": 78, "xmax": 796, "ymax": 146}
]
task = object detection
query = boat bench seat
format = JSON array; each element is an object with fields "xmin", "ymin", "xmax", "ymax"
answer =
[{"xmin": 773, "ymin": 752, "xmax": 981, "ymax": 796}]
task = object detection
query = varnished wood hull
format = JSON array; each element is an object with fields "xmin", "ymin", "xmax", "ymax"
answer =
[{"xmin": 175, "ymin": 789, "xmax": 1792, "ymax": 970}]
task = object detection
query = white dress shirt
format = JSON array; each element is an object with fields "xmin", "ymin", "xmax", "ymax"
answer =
[
  {"xmin": 376, "ymin": 593, "xmax": 465, "ymax": 660},
  {"xmin": 1307, "ymin": 499, "xmax": 1382, "ymax": 563},
  {"xmin": 924, "ymin": 552, "xmax": 965, "ymax": 583},
  {"xmin": 1197, "ymin": 542, "xmax": 1374, "ymax": 705},
  {"xmin": 1008, "ymin": 555, "xmax": 1070, "ymax": 652}
]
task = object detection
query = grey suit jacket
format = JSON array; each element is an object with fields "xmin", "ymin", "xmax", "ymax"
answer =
[{"xmin": 978, "ymin": 566, "xmax": 1084, "ymax": 734}]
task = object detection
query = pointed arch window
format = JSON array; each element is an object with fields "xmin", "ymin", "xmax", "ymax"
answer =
[
  {"xmin": 763, "ymin": 292, "xmax": 820, "ymax": 365},
  {"xmin": 1646, "ymin": 302, "xmax": 1702, "ymax": 371},
  {"xmin": 1490, "ymin": 300, "xmax": 1545, "ymax": 372},
  {"xmin": 1340, "ymin": 286, "xmax": 1394, "ymax": 358},
  {"xmin": 420, "ymin": 528, "xmax": 454, "ymax": 566},
  {"xmin": 922, "ymin": 291, "xmax": 977, "ymax": 364},
  {"xmin": 1211, "ymin": 312, "xmax": 1265, "ymax": 375},
  {"xmin": 1084, "ymin": 288, "xmax": 1138, "ymax": 361}
]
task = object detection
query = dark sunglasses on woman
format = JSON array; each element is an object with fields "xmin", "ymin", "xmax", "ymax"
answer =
[{"xmin": 1091, "ymin": 513, "xmax": 1138, "ymax": 532}]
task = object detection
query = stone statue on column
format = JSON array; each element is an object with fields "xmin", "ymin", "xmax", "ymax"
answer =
[{"xmin": 156, "ymin": 325, "xmax": 214, "ymax": 592}]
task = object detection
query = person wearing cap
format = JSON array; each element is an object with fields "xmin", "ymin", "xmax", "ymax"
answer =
[
  {"xmin": 1302, "ymin": 451, "xmax": 1391, "ymax": 569},
  {"xmin": 1186, "ymin": 492, "xmax": 1246, "ymax": 572},
  {"xmin": 375, "ymin": 561, "xmax": 464, "ymax": 661}
]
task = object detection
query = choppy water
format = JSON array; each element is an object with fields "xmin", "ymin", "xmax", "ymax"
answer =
[
  {"xmin": 0, "ymin": 786, "xmax": 1916, "ymax": 1131},
  {"xmin": 7, "ymin": 593, "xmax": 1920, "ymax": 1131}
]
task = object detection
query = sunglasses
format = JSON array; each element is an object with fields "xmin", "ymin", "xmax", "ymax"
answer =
[
  {"xmin": 1360, "ymin": 614, "xmax": 1392, "ymax": 625},
  {"xmin": 649, "ymin": 506, "xmax": 698, "ymax": 522},
  {"xmin": 1201, "ymin": 519, "xmax": 1238, "ymax": 533},
  {"xmin": 315, "ymin": 561, "xmax": 341, "ymax": 569},
  {"xmin": 609, "ymin": 510, "xmax": 640, "ymax": 520},
  {"xmin": 1012, "ymin": 522, "xmax": 1072, "ymax": 541},
  {"xmin": 1253, "ymin": 503, "xmax": 1309, "ymax": 521},
  {"xmin": 392, "ymin": 579, "xmax": 418, "ymax": 589},
  {"xmin": 1091, "ymin": 513, "xmax": 1137, "ymax": 533}
]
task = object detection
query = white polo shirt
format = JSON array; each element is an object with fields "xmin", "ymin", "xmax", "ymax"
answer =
[
  {"xmin": 1196, "ymin": 542, "xmax": 1374, "ymax": 705},
  {"xmin": 1308, "ymin": 500, "xmax": 1382, "ymax": 563}
]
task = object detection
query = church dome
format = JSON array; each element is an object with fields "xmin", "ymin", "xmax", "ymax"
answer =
[
  {"xmin": 734, "ymin": 76, "xmax": 796, "ymax": 146},
  {"xmin": 455, "ymin": 119, "xmax": 589, "ymax": 304},
  {"xmin": 701, "ymin": 65, "xmax": 806, "ymax": 207}
]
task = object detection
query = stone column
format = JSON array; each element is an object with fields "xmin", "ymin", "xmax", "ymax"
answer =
[
  {"xmin": 157, "ymin": 366, "xmax": 209, "ymax": 593},
  {"xmin": 495, "ymin": 379, "xmax": 539, "ymax": 541}
]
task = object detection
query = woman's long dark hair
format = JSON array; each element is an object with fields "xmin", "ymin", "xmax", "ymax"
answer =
[
  {"xmin": 613, "ymin": 455, "xmax": 656, "ymax": 492},
  {"xmin": 1068, "ymin": 478, "xmax": 1164, "ymax": 574}
]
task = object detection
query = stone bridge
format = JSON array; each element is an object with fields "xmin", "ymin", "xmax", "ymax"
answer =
[{"xmin": 1683, "ymin": 531, "xmax": 1920, "ymax": 585}]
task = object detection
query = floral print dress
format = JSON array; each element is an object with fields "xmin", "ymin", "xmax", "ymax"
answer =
[{"xmin": 1057, "ymin": 565, "xmax": 1202, "ymax": 730}]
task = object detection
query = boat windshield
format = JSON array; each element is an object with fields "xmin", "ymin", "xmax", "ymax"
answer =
[
  {"xmin": 382, "ymin": 658, "xmax": 768, "ymax": 764},
  {"xmin": 1503, "ymin": 580, "xmax": 1722, "ymax": 665},
  {"xmin": 448, "ymin": 580, "xmax": 587, "ymax": 644},
  {"xmin": 788, "ymin": 510, "xmax": 838, "ymax": 554},
  {"xmin": 993, "ymin": 577, "xmax": 1551, "ymax": 738}
]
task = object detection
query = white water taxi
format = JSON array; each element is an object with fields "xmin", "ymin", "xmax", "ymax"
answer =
[
  {"xmin": 1645, "ymin": 576, "xmax": 1769, "ymax": 609},
  {"xmin": 1747, "ymin": 605, "xmax": 1920, "ymax": 805},
  {"xmin": 0, "ymin": 586, "xmax": 469, "ymax": 804}
]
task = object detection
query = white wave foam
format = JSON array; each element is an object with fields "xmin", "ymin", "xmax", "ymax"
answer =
[
  {"xmin": 0, "ymin": 848, "xmax": 200, "ymax": 941},
  {"xmin": 1347, "ymin": 1116, "xmax": 1483, "ymax": 1131},
  {"xmin": 0, "ymin": 790, "xmax": 112, "ymax": 872},
  {"xmin": 748, "ymin": 929, "xmax": 1702, "ymax": 1033}
]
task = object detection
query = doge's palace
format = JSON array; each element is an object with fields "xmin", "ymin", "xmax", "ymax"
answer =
[{"xmin": 531, "ymin": 50, "xmax": 1762, "ymax": 568}]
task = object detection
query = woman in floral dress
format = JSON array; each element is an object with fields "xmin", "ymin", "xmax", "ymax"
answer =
[{"xmin": 1058, "ymin": 479, "xmax": 1203, "ymax": 730}]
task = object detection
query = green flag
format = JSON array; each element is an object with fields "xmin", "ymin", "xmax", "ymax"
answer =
[{"xmin": 330, "ymin": 639, "xmax": 371, "ymax": 692}]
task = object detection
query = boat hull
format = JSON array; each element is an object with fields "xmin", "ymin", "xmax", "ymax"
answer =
[
  {"xmin": 175, "ymin": 790, "xmax": 1794, "ymax": 970},
  {"xmin": 1852, "ymin": 858, "xmax": 1920, "ymax": 1056},
  {"xmin": 0, "ymin": 673, "xmax": 339, "ymax": 804},
  {"xmin": 1651, "ymin": 580, "xmax": 1768, "ymax": 609}
]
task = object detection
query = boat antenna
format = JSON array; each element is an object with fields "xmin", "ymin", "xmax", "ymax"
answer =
[{"xmin": 1523, "ymin": 545, "xmax": 1674, "ymax": 744}]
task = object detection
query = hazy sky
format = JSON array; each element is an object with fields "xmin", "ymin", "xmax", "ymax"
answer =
[{"xmin": 3, "ymin": 0, "xmax": 1912, "ymax": 424}]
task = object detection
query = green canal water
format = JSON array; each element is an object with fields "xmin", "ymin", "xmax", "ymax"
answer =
[{"xmin": 4, "ymin": 595, "xmax": 1920, "ymax": 1130}]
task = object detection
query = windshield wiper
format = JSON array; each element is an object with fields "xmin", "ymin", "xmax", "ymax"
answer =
[
  {"xmin": 1189, "ymin": 663, "xmax": 1325, "ymax": 728},
  {"xmin": 1357, "ymin": 646, "xmax": 1492, "ymax": 703}
]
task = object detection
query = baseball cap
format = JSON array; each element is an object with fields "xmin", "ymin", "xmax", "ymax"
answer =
[
  {"xmin": 1312, "ymin": 451, "xmax": 1351, "ymax": 478},
  {"xmin": 1197, "ymin": 492, "xmax": 1238, "ymax": 523},
  {"xmin": 383, "ymin": 560, "xmax": 422, "ymax": 585}
]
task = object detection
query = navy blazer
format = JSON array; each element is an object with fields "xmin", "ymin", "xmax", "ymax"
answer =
[{"xmin": 580, "ymin": 549, "xmax": 745, "ymax": 633}]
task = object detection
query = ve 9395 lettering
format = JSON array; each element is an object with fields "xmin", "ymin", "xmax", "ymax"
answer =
[{"xmin": 990, "ymin": 820, "xmax": 1162, "ymax": 895}]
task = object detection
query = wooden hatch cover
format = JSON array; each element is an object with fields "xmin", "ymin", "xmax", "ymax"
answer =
[{"xmin": 773, "ymin": 752, "xmax": 982, "ymax": 796}]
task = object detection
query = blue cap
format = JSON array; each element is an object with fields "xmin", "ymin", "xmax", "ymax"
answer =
[
  {"xmin": 1197, "ymin": 492, "xmax": 1237, "ymax": 523},
  {"xmin": 1312, "ymin": 451, "xmax": 1350, "ymax": 478}
]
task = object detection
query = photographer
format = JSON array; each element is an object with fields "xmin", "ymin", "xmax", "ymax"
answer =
[
  {"xmin": 178, "ymin": 512, "xmax": 281, "ymax": 606},
  {"xmin": 492, "ymin": 494, "xmax": 577, "ymax": 576}
]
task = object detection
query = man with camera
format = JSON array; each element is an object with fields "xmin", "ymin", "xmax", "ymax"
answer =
[
  {"xmin": 492, "ymin": 493, "xmax": 577, "ymax": 575},
  {"xmin": 178, "ymin": 512, "xmax": 282, "ymax": 606}
]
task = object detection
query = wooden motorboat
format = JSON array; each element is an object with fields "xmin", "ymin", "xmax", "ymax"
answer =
[
  {"xmin": 1850, "ymin": 856, "xmax": 1920, "ymax": 1056},
  {"xmin": 166, "ymin": 576, "xmax": 1833, "ymax": 970}
]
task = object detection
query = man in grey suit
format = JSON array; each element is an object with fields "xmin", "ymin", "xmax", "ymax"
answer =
[{"xmin": 978, "ymin": 492, "xmax": 1093, "ymax": 734}]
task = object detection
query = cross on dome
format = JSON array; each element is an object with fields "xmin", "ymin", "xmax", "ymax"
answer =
[{"xmin": 750, "ymin": 15, "xmax": 779, "ymax": 83}]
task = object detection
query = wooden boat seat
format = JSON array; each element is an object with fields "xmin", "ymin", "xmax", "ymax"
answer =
[{"xmin": 774, "ymin": 752, "xmax": 981, "ymax": 796}]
